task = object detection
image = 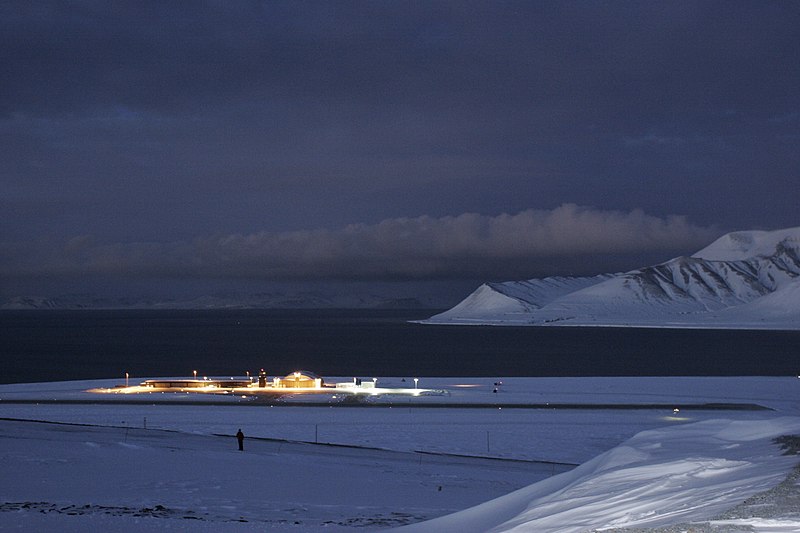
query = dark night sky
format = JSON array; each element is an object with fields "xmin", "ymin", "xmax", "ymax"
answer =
[{"xmin": 2, "ymin": 1, "xmax": 799, "ymax": 301}]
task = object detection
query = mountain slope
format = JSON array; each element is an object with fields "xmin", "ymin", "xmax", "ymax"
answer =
[
  {"xmin": 424, "ymin": 226, "xmax": 800, "ymax": 329},
  {"xmin": 425, "ymin": 275, "xmax": 613, "ymax": 324}
]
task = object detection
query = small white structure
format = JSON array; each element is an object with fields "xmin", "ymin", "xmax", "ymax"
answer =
[{"xmin": 336, "ymin": 378, "xmax": 376, "ymax": 390}]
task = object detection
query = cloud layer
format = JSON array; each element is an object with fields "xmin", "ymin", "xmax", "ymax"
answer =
[
  {"xmin": 2, "ymin": 206, "xmax": 719, "ymax": 286},
  {"xmin": 2, "ymin": 1, "xmax": 798, "ymax": 252}
]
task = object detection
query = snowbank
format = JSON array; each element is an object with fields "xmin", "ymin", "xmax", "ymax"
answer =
[{"xmin": 396, "ymin": 418, "xmax": 800, "ymax": 533}]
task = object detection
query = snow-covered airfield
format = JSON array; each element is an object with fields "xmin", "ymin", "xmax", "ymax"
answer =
[
  {"xmin": 424, "ymin": 227, "xmax": 800, "ymax": 329},
  {"xmin": 1, "ymin": 376, "xmax": 799, "ymax": 531}
]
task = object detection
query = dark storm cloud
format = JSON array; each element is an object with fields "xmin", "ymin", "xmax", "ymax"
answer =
[
  {"xmin": 1, "ymin": 1, "xmax": 798, "ymax": 297},
  {"xmin": 1, "ymin": 206, "xmax": 718, "ymax": 283}
]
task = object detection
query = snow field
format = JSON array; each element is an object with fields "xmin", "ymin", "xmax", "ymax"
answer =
[{"xmin": 1, "ymin": 376, "xmax": 799, "ymax": 532}]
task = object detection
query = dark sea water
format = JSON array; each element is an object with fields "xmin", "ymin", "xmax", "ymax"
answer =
[{"xmin": 1, "ymin": 309, "xmax": 798, "ymax": 384}]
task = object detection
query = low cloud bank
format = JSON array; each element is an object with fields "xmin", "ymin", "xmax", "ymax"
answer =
[{"xmin": 2, "ymin": 205, "xmax": 718, "ymax": 283}]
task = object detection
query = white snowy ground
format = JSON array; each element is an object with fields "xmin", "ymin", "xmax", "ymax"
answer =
[{"xmin": 1, "ymin": 377, "xmax": 798, "ymax": 532}]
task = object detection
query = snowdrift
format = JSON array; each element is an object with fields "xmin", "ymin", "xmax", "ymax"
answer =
[{"xmin": 397, "ymin": 417, "xmax": 800, "ymax": 533}]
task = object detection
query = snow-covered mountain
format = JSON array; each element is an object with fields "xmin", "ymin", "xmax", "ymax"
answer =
[
  {"xmin": 0, "ymin": 292, "xmax": 442, "ymax": 310},
  {"xmin": 425, "ymin": 226, "xmax": 800, "ymax": 329},
  {"xmin": 427, "ymin": 275, "xmax": 615, "ymax": 324}
]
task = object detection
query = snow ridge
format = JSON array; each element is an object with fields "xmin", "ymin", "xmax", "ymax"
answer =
[
  {"xmin": 396, "ymin": 417, "xmax": 800, "ymax": 533},
  {"xmin": 424, "ymin": 226, "xmax": 800, "ymax": 329}
]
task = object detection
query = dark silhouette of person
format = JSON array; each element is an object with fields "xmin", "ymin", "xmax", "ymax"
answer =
[{"xmin": 236, "ymin": 429, "xmax": 244, "ymax": 451}]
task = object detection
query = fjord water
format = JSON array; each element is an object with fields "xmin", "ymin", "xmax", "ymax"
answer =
[{"xmin": 1, "ymin": 309, "xmax": 798, "ymax": 384}]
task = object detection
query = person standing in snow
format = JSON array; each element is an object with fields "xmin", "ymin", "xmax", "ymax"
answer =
[{"xmin": 236, "ymin": 429, "xmax": 244, "ymax": 451}]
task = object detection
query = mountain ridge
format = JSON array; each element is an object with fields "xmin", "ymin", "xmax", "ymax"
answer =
[
  {"xmin": 424, "ymin": 226, "xmax": 800, "ymax": 329},
  {"xmin": 0, "ymin": 292, "xmax": 443, "ymax": 311}
]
